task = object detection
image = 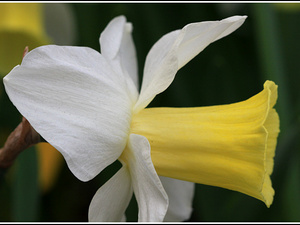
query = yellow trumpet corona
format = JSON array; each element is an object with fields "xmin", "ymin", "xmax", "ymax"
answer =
[{"xmin": 131, "ymin": 80, "xmax": 279, "ymax": 207}]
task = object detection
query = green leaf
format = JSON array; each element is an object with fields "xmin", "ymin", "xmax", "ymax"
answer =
[{"xmin": 12, "ymin": 146, "xmax": 40, "ymax": 221}]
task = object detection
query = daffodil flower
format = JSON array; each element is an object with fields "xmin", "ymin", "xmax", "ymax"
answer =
[{"xmin": 3, "ymin": 15, "xmax": 279, "ymax": 222}]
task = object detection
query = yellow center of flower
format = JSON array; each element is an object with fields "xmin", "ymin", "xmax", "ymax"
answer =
[{"xmin": 130, "ymin": 80, "xmax": 279, "ymax": 207}]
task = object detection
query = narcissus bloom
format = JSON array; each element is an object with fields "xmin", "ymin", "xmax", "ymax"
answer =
[{"xmin": 3, "ymin": 15, "xmax": 279, "ymax": 221}]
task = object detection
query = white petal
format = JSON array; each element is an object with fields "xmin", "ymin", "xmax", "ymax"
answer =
[
  {"xmin": 133, "ymin": 30, "xmax": 180, "ymax": 113},
  {"xmin": 100, "ymin": 15, "xmax": 125, "ymax": 59},
  {"xmin": 4, "ymin": 45, "xmax": 132, "ymax": 182},
  {"xmin": 160, "ymin": 176, "xmax": 195, "ymax": 222},
  {"xmin": 176, "ymin": 15, "xmax": 247, "ymax": 69},
  {"xmin": 134, "ymin": 16, "xmax": 247, "ymax": 113},
  {"xmin": 88, "ymin": 165, "xmax": 133, "ymax": 222},
  {"xmin": 100, "ymin": 15, "xmax": 139, "ymax": 90},
  {"xmin": 125, "ymin": 134, "xmax": 168, "ymax": 222}
]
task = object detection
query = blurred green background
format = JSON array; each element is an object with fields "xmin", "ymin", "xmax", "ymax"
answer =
[{"xmin": 0, "ymin": 2, "xmax": 300, "ymax": 222}]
